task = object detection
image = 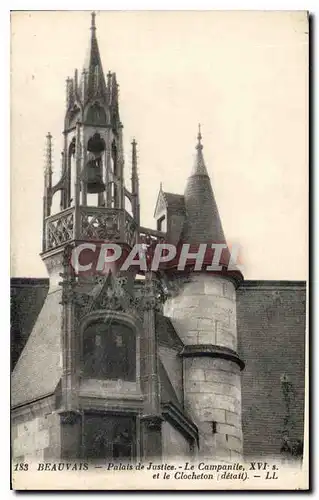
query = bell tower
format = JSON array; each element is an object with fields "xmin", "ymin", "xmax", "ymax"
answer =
[
  {"xmin": 45, "ymin": 12, "xmax": 131, "ymax": 219},
  {"xmin": 12, "ymin": 13, "xmax": 159, "ymax": 463},
  {"xmin": 12, "ymin": 13, "xmax": 200, "ymax": 465}
]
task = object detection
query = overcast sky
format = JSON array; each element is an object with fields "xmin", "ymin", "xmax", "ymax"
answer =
[{"xmin": 11, "ymin": 10, "xmax": 308, "ymax": 279}]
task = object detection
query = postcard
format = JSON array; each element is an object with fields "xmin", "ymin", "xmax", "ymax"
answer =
[{"xmin": 11, "ymin": 10, "xmax": 309, "ymax": 490}]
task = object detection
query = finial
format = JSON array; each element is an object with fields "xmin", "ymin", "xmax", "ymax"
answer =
[
  {"xmin": 60, "ymin": 151, "xmax": 64, "ymax": 173},
  {"xmin": 91, "ymin": 11, "xmax": 96, "ymax": 32},
  {"xmin": 44, "ymin": 132, "xmax": 53, "ymax": 176},
  {"xmin": 131, "ymin": 138, "xmax": 139, "ymax": 195},
  {"xmin": 132, "ymin": 138, "xmax": 137, "ymax": 166},
  {"xmin": 160, "ymin": 182, "xmax": 163, "ymax": 191},
  {"xmin": 196, "ymin": 123, "xmax": 203, "ymax": 150}
]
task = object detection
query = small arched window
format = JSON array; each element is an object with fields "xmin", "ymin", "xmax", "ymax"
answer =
[{"xmin": 82, "ymin": 320, "xmax": 136, "ymax": 381}]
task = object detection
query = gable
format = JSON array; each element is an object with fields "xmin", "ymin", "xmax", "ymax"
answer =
[{"xmin": 154, "ymin": 188, "xmax": 167, "ymax": 219}]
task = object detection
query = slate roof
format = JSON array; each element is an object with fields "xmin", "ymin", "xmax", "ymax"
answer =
[
  {"xmin": 155, "ymin": 313, "xmax": 184, "ymax": 350},
  {"xmin": 159, "ymin": 359, "xmax": 183, "ymax": 412},
  {"xmin": 11, "ymin": 288, "xmax": 63, "ymax": 408},
  {"xmin": 11, "ymin": 278, "xmax": 49, "ymax": 370},
  {"xmin": 182, "ymin": 130, "xmax": 227, "ymax": 246},
  {"xmin": 162, "ymin": 192, "xmax": 185, "ymax": 212}
]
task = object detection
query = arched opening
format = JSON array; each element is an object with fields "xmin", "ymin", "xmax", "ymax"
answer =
[
  {"xmin": 87, "ymin": 133, "xmax": 106, "ymax": 155},
  {"xmin": 83, "ymin": 413, "xmax": 135, "ymax": 462},
  {"xmin": 82, "ymin": 319, "xmax": 136, "ymax": 381},
  {"xmin": 50, "ymin": 190, "xmax": 62, "ymax": 216},
  {"xmin": 85, "ymin": 133, "xmax": 106, "ymax": 204},
  {"xmin": 86, "ymin": 102, "xmax": 107, "ymax": 126}
]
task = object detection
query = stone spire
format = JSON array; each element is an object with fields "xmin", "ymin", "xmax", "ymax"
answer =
[
  {"xmin": 182, "ymin": 125, "xmax": 227, "ymax": 245},
  {"xmin": 82, "ymin": 11, "xmax": 108, "ymax": 100}
]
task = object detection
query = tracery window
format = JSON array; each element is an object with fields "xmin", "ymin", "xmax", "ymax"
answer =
[{"xmin": 82, "ymin": 320, "xmax": 136, "ymax": 381}]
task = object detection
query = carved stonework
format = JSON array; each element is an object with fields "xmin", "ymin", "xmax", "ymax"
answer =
[
  {"xmin": 59, "ymin": 410, "xmax": 82, "ymax": 425},
  {"xmin": 58, "ymin": 269, "xmax": 167, "ymax": 322},
  {"xmin": 139, "ymin": 231, "xmax": 166, "ymax": 247},
  {"xmin": 138, "ymin": 231, "xmax": 166, "ymax": 273},
  {"xmin": 125, "ymin": 215, "xmax": 137, "ymax": 247},
  {"xmin": 45, "ymin": 207, "xmax": 138, "ymax": 253},
  {"xmin": 141, "ymin": 414, "xmax": 164, "ymax": 431},
  {"xmin": 46, "ymin": 209, "xmax": 74, "ymax": 251},
  {"xmin": 43, "ymin": 251, "xmax": 66, "ymax": 275},
  {"xmin": 80, "ymin": 208, "xmax": 121, "ymax": 241}
]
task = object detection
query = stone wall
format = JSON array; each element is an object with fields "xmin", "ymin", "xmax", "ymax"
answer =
[
  {"xmin": 237, "ymin": 281, "xmax": 306, "ymax": 458},
  {"xmin": 165, "ymin": 274, "xmax": 237, "ymax": 349},
  {"xmin": 183, "ymin": 357, "xmax": 242, "ymax": 461},
  {"xmin": 164, "ymin": 273, "xmax": 243, "ymax": 460},
  {"xmin": 12, "ymin": 412, "xmax": 61, "ymax": 461},
  {"xmin": 162, "ymin": 421, "xmax": 191, "ymax": 460}
]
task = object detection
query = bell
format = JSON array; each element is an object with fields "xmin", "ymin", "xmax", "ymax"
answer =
[{"xmin": 84, "ymin": 157, "xmax": 105, "ymax": 194}]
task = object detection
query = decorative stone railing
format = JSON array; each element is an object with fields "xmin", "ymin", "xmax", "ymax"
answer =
[
  {"xmin": 43, "ymin": 206, "xmax": 138, "ymax": 252},
  {"xmin": 44, "ymin": 207, "xmax": 75, "ymax": 252},
  {"xmin": 139, "ymin": 226, "xmax": 166, "ymax": 245}
]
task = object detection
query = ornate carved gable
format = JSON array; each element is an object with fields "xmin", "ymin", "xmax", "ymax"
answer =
[{"xmin": 59, "ymin": 270, "xmax": 168, "ymax": 326}]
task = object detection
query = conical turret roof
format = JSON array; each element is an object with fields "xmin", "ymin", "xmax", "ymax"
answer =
[{"xmin": 182, "ymin": 126, "xmax": 227, "ymax": 245}]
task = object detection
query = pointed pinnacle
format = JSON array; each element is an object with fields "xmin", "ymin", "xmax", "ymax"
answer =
[
  {"xmin": 45, "ymin": 132, "xmax": 53, "ymax": 174},
  {"xmin": 91, "ymin": 11, "xmax": 96, "ymax": 32},
  {"xmin": 196, "ymin": 123, "xmax": 203, "ymax": 150}
]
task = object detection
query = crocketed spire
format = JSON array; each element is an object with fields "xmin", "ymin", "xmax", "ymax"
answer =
[
  {"xmin": 82, "ymin": 12, "xmax": 108, "ymax": 100},
  {"xmin": 182, "ymin": 125, "xmax": 227, "ymax": 245}
]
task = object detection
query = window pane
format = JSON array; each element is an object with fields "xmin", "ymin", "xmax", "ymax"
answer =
[{"xmin": 83, "ymin": 321, "xmax": 136, "ymax": 381}]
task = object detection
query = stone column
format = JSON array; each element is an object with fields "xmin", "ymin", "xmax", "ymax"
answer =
[{"xmin": 139, "ymin": 272, "xmax": 163, "ymax": 460}]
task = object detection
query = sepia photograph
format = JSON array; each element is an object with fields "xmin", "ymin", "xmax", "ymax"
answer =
[{"xmin": 10, "ymin": 10, "xmax": 308, "ymax": 490}]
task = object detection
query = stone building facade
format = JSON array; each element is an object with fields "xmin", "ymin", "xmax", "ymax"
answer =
[{"xmin": 11, "ymin": 14, "xmax": 306, "ymax": 463}]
